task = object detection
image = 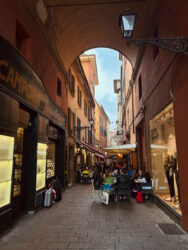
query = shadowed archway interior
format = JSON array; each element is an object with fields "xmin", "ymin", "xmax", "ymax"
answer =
[{"xmin": 23, "ymin": 0, "xmax": 160, "ymax": 71}]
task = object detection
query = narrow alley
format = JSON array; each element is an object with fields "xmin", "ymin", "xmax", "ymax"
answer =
[{"xmin": 0, "ymin": 184, "xmax": 187, "ymax": 250}]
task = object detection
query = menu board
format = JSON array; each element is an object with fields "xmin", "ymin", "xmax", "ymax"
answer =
[
  {"xmin": 0, "ymin": 135, "xmax": 14, "ymax": 208},
  {"xmin": 36, "ymin": 143, "xmax": 47, "ymax": 191}
]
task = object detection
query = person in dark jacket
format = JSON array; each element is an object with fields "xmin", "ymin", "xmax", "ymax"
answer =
[
  {"xmin": 117, "ymin": 168, "xmax": 130, "ymax": 200},
  {"xmin": 93, "ymin": 167, "xmax": 103, "ymax": 201}
]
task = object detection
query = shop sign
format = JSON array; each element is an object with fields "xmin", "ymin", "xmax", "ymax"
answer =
[{"xmin": 0, "ymin": 36, "xmax": 66, "ymax": 128}]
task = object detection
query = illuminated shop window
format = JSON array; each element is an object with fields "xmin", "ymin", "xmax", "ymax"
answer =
[
  {"xmin": 150, "ymin": 103, "xmax": 181, "ymax": 215},
  {"xmin": 0, "ymin": 135, "xmax": 14, "ymax": 208},
  {"xmin": 13, "ymin": 127, "xmax": 24, "ymax": 197},
  {"xmin": 36, "ymin": 143, "xmax": 47, "ymax": 191}
]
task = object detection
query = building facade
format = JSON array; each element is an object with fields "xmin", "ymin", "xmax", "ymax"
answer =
[
  {"xmin": 0, "ymin": 0, "xmax": 68, "ymax": 234},
  {"xmin": 66, "ymin": 58, "xmax": 95, "ymax": 186},
  {"xmin": 120, "ymin": 0, "xmax": 188, "ymax": 229}
]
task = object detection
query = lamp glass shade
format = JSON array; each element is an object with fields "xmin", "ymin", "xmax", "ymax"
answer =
[
  {"xmin": 121, "ymin": 13, "xmax": 136, "ymax": 38},
  {"xmin": 89, "ymin": 118, "xmax": 94, "ymax": 126}
]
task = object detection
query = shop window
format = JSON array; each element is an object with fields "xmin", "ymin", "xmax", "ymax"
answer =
[
  {"xmin": 69, "ymin": 70, "xmax": 75, "ymax": 96},
  {"xmin": 16, "ymin": 21, "xmax": 30, "ymax": 58},
  {"xmin": 46, "ymin": 141, "xmax": 55, "ymax": 179},
  {"xmin": 138, "ymin": 74, "xmax": 142, "ymax": 100},
  {"xmin": 153, "ymin": 25, "xmax": 159, "ymax": 60},
  {"xmin": 57, "ymin": 77, "xmax": 61, "ymax": 96},
  {"xmin": 0, "ymin": 135, "xmax": 14, "ymax": 208},
  {"xmin": 13, "ymin": 127, "xmax": 24, "ymax": 197},
  {"xmin": 36, "ymin": 143, "xmax": 47, "ymax": 191},
  {"xmin": 149, "ymin": 103, "xmax": 181, "ymax": 215}
]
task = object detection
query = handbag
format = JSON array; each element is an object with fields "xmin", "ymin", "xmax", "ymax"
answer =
[{"xmin": 101, "ymin": 191, "xmax": 109, "ymax": 205}]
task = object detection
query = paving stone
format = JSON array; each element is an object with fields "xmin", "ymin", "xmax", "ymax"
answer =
[{"xmin": 0, "ymin": 184, "xmax": 187, "ymax": 250}]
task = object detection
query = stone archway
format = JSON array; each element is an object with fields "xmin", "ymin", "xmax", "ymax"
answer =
[{"xmin": 22, "ymin": 0, "xmax": 160, "ymax": 71}]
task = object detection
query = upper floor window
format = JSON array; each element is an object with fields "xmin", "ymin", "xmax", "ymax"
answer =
[
  {"xmin": 57, "ymin": 77, "xmax": 62, "ymax": 96},
  {"xmin": 127, "ymin": 109, "xmax": 129, "ymax": 129},
  {"xmin": 77, "ymin": 86, "xmax": 82, "ymax": 107},
  {"xmin": 88, "ymin": 107, "xmax": 92, "ymax": 121},
  {"xmin": 104, "ymin": 130, "xmax": 107, "ymax": 137},
  {"xmin": 153, "ymin": 25, "xmax": 159, "ymax": 60},
  {"xmin": 68, "ymin": 108, "xmax": 76, "ymax": 136},
  {"xmin": 77, "ymin": 117, "xmax": 81, "ymax": 139},
  {"xmin": 100, "ymin": 126, "xmax": 103, "ymax": 136},
  {"xmin": 138, "ymin": 74, "xmax": 142, "ymax": 100},
  {"xmin": 84, "ymin": 100, "xmax": 88, "ymax": 117},
  {"xmin": 16, "ymin": 21, "xmax": 30, "ymax": 58},
  {"xmin": 69, "ymin": 69, "xmax": 75, "ymax": 96}
]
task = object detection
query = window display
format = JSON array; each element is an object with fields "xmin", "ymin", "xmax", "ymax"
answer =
[
  {"xmin": 36, "ymin": 143, "xmax": 47, "ymax": 191},
  {"xmin": 46, "ymin": 141, "xmax": 55, "ymax": 179},
  {"xmin": 0, "ymin": 134, "xmax": 14, "ymax": 208},
  {"xmin": 13, "ymin": 127, "xmax": 24, "ymax": 197},
  {"xmin": 150, "ymin": 103, "xmax": 181, "ymax": 215}
]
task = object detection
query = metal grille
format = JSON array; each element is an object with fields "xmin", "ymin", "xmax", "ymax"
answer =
[
  {"xmin": 13, "ymin": 127, "xmax": 24, "ymax": 197},
  {"xmin": 46, "ymin": 141, "xmax": 56, "ymax": 179},
  {"xmin": 157, "ymin": 223, "xmax": 185, "ymax": 235}
]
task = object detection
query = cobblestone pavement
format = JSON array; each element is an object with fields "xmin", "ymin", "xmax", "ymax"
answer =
[{"xmin": 0, "ymin": 184, "xmax": 188, "ymax": 250}]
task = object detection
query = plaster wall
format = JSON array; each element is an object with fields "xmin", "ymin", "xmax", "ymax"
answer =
[
  {"xmin": 0, "ymin": 0, "xmax": 68, "ymax": 125},
  {"xmin": 133, "ymin": 0, "xmax": 188, "ymax": 230}
]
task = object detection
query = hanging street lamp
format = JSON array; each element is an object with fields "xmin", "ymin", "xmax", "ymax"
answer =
[{"xmin": 119, "ymin": 11, "xmax": 188, "ymax": 54}]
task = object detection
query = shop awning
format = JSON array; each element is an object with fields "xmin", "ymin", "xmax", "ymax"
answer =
[
  {"xmin": 78, "ymin": 141, "xmax": 105, "ymax": 158},
  {"xmin": 104, "ymin": 144, "xmax": 136, "ymax": 155}
]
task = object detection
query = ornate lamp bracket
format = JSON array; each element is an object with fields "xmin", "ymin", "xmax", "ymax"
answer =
[{"xmin": 127, "ymin": 37, "xmax": 188, "ymax": 54}]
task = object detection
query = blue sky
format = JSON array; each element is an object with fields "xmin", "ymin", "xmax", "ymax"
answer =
[{"xmin": 84, "ymin": 48, "xmax": 121, "ymax": 130}]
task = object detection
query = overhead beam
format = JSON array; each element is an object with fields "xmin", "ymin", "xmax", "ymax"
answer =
[{"xmin": 47, "ymin": 0, "xmax": 145, "ymax": 8}]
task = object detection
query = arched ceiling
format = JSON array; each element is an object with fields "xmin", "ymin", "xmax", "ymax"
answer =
[{"xmin": 36, "ymin": 0, "xmax": 160, "ymax": 71}]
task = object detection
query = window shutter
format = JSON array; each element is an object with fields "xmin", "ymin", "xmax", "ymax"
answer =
[
  {"xmin": 73, "ymin": 113, "xmax": 76, "ymax": 135},
  {"xmin": 80, "ymin": 91, "xmax": 82, "ymax": 107},
  {"xmin": 77, "ymin": 86, "xmax": 79, "ymax": 105},
  {"xmin": 68, "ymin": 108, "xmax": 71, "ymax": 135}
]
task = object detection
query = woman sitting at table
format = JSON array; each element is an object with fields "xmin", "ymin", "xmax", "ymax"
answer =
[
  {"xmin": 103, "ymin": 171, "xmax": 114, "ymax": 193},
  {"xmin": 134, "ymin": 169, "xmax": 145, "ymax": 190}
]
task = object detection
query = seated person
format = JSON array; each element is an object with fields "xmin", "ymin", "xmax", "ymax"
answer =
[
  {"xmin": 103, "ymin": 171, "xmax": 114, "ymax": 193},
  {"xmin": 82, "ymin": 167, "xmax": 89, "ymax": 178},
  {"xmin": 141, "ymin": 172, "xmax": 153, "ymax": 187},
  {"xmin": 141, "ymin": 172, "xmax": 153, "ymax": 199},
  {"xmin": 134, "ymin": 169, "xmax": 145, "ymax": 191},
  {"xmin": 117, "ymin": 168, "xmax": 130, "ymax": 200}
]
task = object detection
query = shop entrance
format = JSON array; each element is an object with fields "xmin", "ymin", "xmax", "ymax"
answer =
[{"xmin": 12, "ymin": 127, "xmax": 28, "ymax": 218}]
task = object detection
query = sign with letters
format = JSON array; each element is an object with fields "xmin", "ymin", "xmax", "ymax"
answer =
[{"xmin": 0, "ymin": 36, "xmax": 66, "ymax": 129}]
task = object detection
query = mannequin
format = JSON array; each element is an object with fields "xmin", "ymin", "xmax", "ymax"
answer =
[
  {"xmin": 164, "ymin": 151, "xmax": 176, "ymax": 202},
  {"xmin": 173, "ymin": 152, "xmax": 181, "ymax": 209}
]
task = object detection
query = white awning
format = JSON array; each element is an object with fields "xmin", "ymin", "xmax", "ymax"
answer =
[{"xmin": 104, "ymin": 144, "xmax": 136, "ymax": 155}]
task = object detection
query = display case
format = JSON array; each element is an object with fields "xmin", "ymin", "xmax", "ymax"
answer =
[
  {"xmin": 36, "ymin": 143, "xmax": 47, "ymax": 191},
  {"xmin": 0, "ymin": 135, "xmax": 14, "ymax": 208}
]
